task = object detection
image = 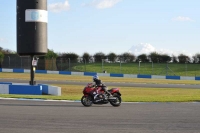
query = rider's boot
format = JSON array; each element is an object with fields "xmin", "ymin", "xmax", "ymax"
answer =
[{"xmin": 106, "ymin": 91, "xmax": 113, "ymax": 98}]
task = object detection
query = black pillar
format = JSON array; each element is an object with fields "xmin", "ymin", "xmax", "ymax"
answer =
[
  {"xmin": 29, "ymin": 55, "xmax": 36, "ymax": 85},
  {"xmin": 17, "ymin": 0, "xmax": 47, "ymax": 85}
]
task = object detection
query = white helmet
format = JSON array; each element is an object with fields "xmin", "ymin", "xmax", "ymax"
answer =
[{"xmin": 93, "ymin": 75, "xmax": 99, "ymax": 81}]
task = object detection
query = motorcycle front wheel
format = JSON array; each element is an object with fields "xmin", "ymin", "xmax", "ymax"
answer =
[
  {"xmin": 109, "ymin": 95, "xmax": 121, "ymax": 107},
  {"xmin": 81, "ymin": 96, "xmax": 93, "ymax": 107}
]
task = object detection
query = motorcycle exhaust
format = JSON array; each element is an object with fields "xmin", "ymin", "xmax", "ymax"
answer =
[{"xmin": 108, "ymin": 97, "xmax": 116, "ymax": 100}]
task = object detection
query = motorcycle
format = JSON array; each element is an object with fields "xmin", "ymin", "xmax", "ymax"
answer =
[{"xmin": 81, "ymin": 83, "xmax": 122, "ymax": 107}]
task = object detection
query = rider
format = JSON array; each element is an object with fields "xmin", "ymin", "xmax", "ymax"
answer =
[{"xmin": 92, "ymin": 75, "xmax": 112, "ymax": 97}]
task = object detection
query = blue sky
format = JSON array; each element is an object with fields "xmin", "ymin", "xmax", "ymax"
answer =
[{"xmin": 0, "ymin": 0, "xmax": 199, "ymax": 56}]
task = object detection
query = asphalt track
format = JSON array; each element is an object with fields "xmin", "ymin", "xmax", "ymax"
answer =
[
  {"xmin": 0, "ymin": 78, "xmax": 200, "ymax": 89},
  {"xmin": 1, "ymin": 78, "xmax": 200, "ymax": 133},
  {"xmin": 0, "ymin": 99, "xmax": 200, "ymax": 133}
]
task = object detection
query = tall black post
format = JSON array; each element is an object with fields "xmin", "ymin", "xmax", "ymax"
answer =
[
  {"xmin": 30, "ymin": 55, "xmax": 35, "ymax": 85},
  {"xmin": 17, "ymin": 0, "xmax": 48, "ymax": 85}
]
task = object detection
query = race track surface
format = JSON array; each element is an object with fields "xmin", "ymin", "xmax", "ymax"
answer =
[{"xmin": 0, "ymin": 99, "xmax": 200, "ymax": 133}]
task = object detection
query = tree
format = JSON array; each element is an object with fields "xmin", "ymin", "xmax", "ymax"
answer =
[
  {"xmin": 137, "ymin": 54, "xmax": 148, "ymax": 62},
  {"xmin": 0, "ymin": 51, "xmax": 4, "ymax": 68},
  {"xmin": 172, "ymin": 55, "xmax": 178, "ymax": 63},
  {"xmin": 121, "ymin": 52, "xmax": 135, "ymax": 63},
  {"xmin": 192, "ymin": 53, "xmax": 200, "ymax": 63},
  {"xmin": 0, "ymin": 47, "xmax": 15, "ymax": 54},
  {"xmin": 0, "ymin": 51, "xmax": 4, "ymax": 60},
  {"xmin": 160, "ymin": 54, "xmax": 171, "ymax": 63},
  {"xmin": 93, "ymin": 52, "xmax": 106, "ymax": 62},
  {"xmin": 0, "ymin": 47, "xmax": 3, "ymax": 52},
  {"xmin": 45, "ymin": 49, "xmax": 58, "ymax": 59},
  {"xmin": 61, "ymin": 52, "xmax": 79, "ymax": 63},
  {"xmin": 148, "ymin": 52, "xmax": 160, "ymax": 63},
  {"xmin": 107, "ymin": 52, "xmax": 117, "ymax": 62},
  {"xmin": 82, "ymin": 52, "xmax": 90, "ymax": 63},
  {"xmin": 177, "ymin": 54, "xmax": 189, "ymax": 63}
]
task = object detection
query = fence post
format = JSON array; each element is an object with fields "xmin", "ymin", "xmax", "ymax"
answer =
[
  {"xmin": 151, "ymin": 61, "xmax": 153, "ymax": 75},
  {"xmin": 61, "ymin": 58, "xmax": 62, "ymax": 71},
  {"xmin": 21, "ymin": 57, "xmax": 22, "ymax": 68},
  {"xmin": 52, "ymin": 57, "xmax": 53, "ymax": 70},
  {"xmin": 68, "ymin": 58, "xmax": 70, "ymax": 71},
  {"xmin": 120, "ymin": 60, "xmax": 121, "ymax": 73},
  {"xmin": 138, "ymin": 61, "xmax": 141, "ymax": 74},
  {"xmin": 102, "ymin": 59, "xmax": 104, "ymax": 72},
  {"xmin": 8, "ymin": 56, "xmax": 10, "ymax": 68},
  {"xmin": 84, "ymin": 58, "xmax": 86, "ymax": 72}
]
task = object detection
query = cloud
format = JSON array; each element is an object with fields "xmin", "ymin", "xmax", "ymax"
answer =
[
  {"xmin": 83, "ymin": 0, "xmax": 122, "ymax": 9},
  {"xmin": 48, "ymin": 0, "xmax": 70, "ymax": 12},
  {"xmin": 0, "ymin": 38, "xmax": 5, "ymax": 42},
  {"xmin": 172, "ymin": 16, "xmax": 195, "ymax": 22},
  {"xmin": 128, "ymin": 43, "xmax": 193, "ymax": 58},
  {"xmin": 128, "ymin": 43, "xmax": 156, "ymax": 55}
]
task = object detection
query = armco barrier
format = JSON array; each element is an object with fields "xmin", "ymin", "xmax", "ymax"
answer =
[
  {"xmin": 110, "ymin": 73, "xmax": 123, "ymax": 77},
  {"xmin": 195, "ymin": 77, "xmax": 200, "ymax": 80},
  {"xmin": 1, "ymin": 68, "xmax": 200, "ymax": 81},
  {"xmin": 35, "ymin": 70, "xmax": 47, "ymax": 73},
  {"xmin": 137, "ymin": 75, "xmax": 151, "ymax": 79},
  {"xmin": 84, "ymin": 72, "xmax": 97, "ymax": 76},
  {"xmin": 13, "ymin": 69, "xmax": 24, "ymax": 73},
  {"xmin": 0, "ymin": 82, "xmax": 12, "ymax": 85},
  {"xmin": 59, "ymin": 71, "xmax": 71, "ymax": 75},
  {"xmin": 166, "ymin": 76, "xmax": 180, "ymax": 80}
]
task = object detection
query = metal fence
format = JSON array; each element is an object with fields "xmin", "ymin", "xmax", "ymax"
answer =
[
  {"xmin": 1, "ymin": 55, "xmax": 77, "ymax": 71},
  {"xmin": 1, "ymin": 55, "xmax": 200, "ymax": 76},
  {"xmin": 2, "ymin": 55, "xmax": 31, "ymax": 69}
]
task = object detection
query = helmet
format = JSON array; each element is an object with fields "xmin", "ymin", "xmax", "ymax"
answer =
[{"xmin": 93, "ymin": 75, "xmax": 99, "ymax": 81}]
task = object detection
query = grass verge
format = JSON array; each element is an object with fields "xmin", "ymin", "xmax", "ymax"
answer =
[
  {"xmin": 0, "ymin": 84, "xmax": 200, "ymax": 102},
  {"xmin": 1, "ymin": 73, "xmax": 200, "ymax": 102},
  {"xmin": 1, "ymin": 72, "xmax": 200, "ymax": 85}
]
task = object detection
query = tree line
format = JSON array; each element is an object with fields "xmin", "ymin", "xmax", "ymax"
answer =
[
  {"xmin": 1, "ymin": 47, "xmax": 200, "ymax": 63},
  {"xmin": 46, "ymin": 49, "xmax": 200, "ymax": 64}
]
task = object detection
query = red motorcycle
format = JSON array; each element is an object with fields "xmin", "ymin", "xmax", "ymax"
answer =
[{"xmin": 81, "ymin": 83, "xmax": 122, "ymax": 107}]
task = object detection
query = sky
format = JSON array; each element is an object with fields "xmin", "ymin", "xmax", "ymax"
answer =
[{"xmin": 0, "ymin": 0, "xmax": 199, "ymax": 56}]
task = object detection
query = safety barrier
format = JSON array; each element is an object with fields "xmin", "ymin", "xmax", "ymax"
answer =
[
  {"xmin": 0, "ymin": 68, "xmax": 200, "ymax": 81},
  {"xmin": 0, "ymin": 82, "xmax": 61, "ymax": 96}
]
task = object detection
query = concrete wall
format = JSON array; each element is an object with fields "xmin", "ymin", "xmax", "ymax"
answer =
[{"xmin": 0, "ymin": 83, "xmax": 61, "ymax": 96}]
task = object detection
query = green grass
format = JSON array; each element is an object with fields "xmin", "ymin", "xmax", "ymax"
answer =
[
  {"xmin": 1, "ymin": 72, "xmax": 200, "ymax": 85},
  {"xmin": 73, "ymin": 62, "xmax": 200, "ymax": 76},
  {"xmin": 1, "ymin": 84, "xmax": 200, "ymax": 102},
  {"xmin": 1, "ymin": 73, "xmax": 200, "ymax": 102}
]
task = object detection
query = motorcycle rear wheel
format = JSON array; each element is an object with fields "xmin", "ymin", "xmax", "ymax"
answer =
[
  {"xmin": 81, "ymin": 96, "xmax": 93, "ymax": 107},
  {"xmin": 109, "ymin": 95, "xmax": 121, "ymax": 107}
]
